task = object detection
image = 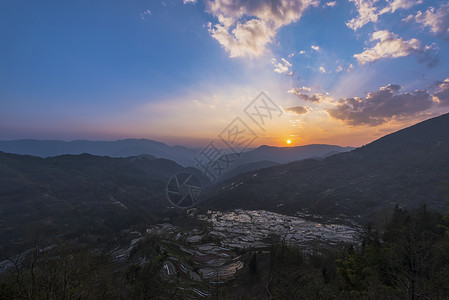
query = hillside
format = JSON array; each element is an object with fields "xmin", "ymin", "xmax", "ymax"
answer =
[
  {"xmin": 0, "ymin": 139, "xmax": 198, "ymax": 166},
  {"xmin": 0, "ymin": 152, "xmax": 204, "ymax": 252},
  {"xmin": 239, "ymin": 144, "xmax": 354, "ymax": 164},
  {"xmin": 202, "ymin": 113, "xmax": 449, "ymax": 220}
]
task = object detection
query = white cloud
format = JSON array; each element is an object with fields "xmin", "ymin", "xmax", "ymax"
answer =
[
  {"xmin": 347, "ymin": 0, "xmax": 423, "ymax": 31},
  {"xmin": 380, "ymin": 0, "xmax": 422, "ymax": 14},
  {"xmin": 311, "ymin": 45, "xmax": 320, "ymax": 51},
  {"xmin": 404, "ymin": 3, "xmax": 449, "ymax": 38},
  {"xmin": 288, "ymin": 86, "xmax": 311, "ymax": 93},
  {"xmin": 325, "ymin": 1, "xmax": 336, "ymax": 7},
  {"xmin": 140, "ymin": 9, "xmax": 152, "ymax": 21},
  {"xmin": 347, "ymin": 63, "xmax": 354, "ymax": 72},
  {"xmin": 319, "ymin": 66, "xmax": 328, "ymax": 73},
  {"xmin": 183, "ymin": 0, "xmax": 197, "ymax": 4},
  {"xmin": 272, "ymin": 58, "xmax": 292, "ymax": 74},
  {"xmin": 288, "ymin": 50, "xmax": 306, "ymax": 57},
  {"xmin": 336, "ymin": 65, "xmax": 343, "ymax": 72},
  {"xmin": 346, "ymin": 0, "xmax": 379, "ymax": 31},
  {"xmin": 353, "ymin": 30, "xmax": 434, "ymax": 65},
  {"xmin": 205, "ymin": 0, "xmax": 315, "ymax": 58},
  {"xmin": 433, "ymin": 78, "xmax": 449, "ymax": 107},
  {"xmin": 281, "ymin": 58, "xmax": 292, "ymax": 66},
  {"xmin": 208, "ymin": 19, "xmax": 275, "ymax": 58}
]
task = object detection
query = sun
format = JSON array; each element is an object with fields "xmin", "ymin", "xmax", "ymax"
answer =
[{"xmin": 286, "ymin": 139, "xmax": 292, "ymax": 145}]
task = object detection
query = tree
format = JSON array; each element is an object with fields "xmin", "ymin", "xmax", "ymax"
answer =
[{"xmin": 249, "ymin": 253, "xmax": 257, "ymax": 274}]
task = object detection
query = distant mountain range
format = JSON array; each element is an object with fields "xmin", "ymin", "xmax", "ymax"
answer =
[
  {"xmin": 236, "ymin": 144, "xmax": 354, "ymax": 165},
  {"xmin": 0, "ymin": 139, "xmax": 353, "ymax": 171},
  {"xmin": 202, "ymin": 113, "xmax": 449, "ymax": 221},
  {"xmin": 217, "ymin": 144, "xmax": 353, "ymax": 181},
  {"xmin": 0, "ymin": 139, "xmax": 199, "ymax": 167}
]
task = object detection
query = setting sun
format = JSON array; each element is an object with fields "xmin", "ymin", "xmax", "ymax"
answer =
[{"xmin": 286, "ymin": 139, "xmax": 292, "ymax": 145}]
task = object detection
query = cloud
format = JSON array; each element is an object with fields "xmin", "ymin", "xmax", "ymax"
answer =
[
  {"xmin": 140, "ymin": 9, "xmax": 152, "ymax": 20},
  {"xmin": 284, "ymin": 106, "xmax": 308, "ymax": 114},
  {"xmin": 183, "ymin": 0, "xmax": 197, "ymax": 4},
  {"xmin": 404, "ymin": 3, "xmax": 449, "ymax": 38},
  {"xmin": 208, "ymin": 19, "xmax": 275, "ymax": 58},
  {"xmin": 325, "ymin": 1, "xmax": 336, "ymax": 7},
  {"xmin": 327, "ymin": 84, "xmax": 433, "ymax": 126},
  {"xmin": 272, "ymin": 58, "xmax": 292, "ymax": 74},
  {"xmin": 291, "ymin": 86, "xmax": 312, "ymax": 92},
  {"xmin": 205, "ymin": 0, "xmax": 315, "ymax": 58},
  {"xmin": 288, "ymin": 50, "xmax": 306, "ymax": 57},
  {"xmin": 347, "ymin": 0, "xmax": 421, "ymax": 30},
  {"xmin": 346, "ymin": 0, "xmax": 379, "ymax": 31},
  {"xmin": 433, "ymin": 78, "xmax": 449, "ymax": 107},
  {"xmin": 353, "ymin": 30, "xmax": 437, "ymax": 66},
  {"xmin": 288, "ymin": 89, "xmax": 329, "ymax": 102},
  {"xmin": 311, "ymin": 45, "xmax": 320, "ymax": 51},
  {"xmin": 347, "ymin": 63, "xmax": 354, "ymax": 72},
  {"xmin": 380, "ymin": 0, "xmax": 422, "ymax": 14},
  {"xmin": 319, "ymin": 66, "xmax": 328, "ymax": 73}
]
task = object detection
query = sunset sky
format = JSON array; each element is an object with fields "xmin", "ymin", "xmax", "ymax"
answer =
[{"xmin": 1, "ymin": 0, "xmax": 448, "ymax": 148}]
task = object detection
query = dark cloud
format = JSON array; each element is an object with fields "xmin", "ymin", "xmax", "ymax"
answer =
[
  {"xmin": 327, "ymin": 84, "xmax": 433, "ymax": 126},
  {"xmin": 285, "ymin": 106, "xmax": 308, "ymax": 114},
  {"xmin": 433, "ymin": 78, "xmax": 449, "ymax": 106}
]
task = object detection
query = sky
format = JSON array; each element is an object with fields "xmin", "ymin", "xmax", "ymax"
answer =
[{"xmin": 1, "ymin": 0, "xmax": 448, "ymax": 148}]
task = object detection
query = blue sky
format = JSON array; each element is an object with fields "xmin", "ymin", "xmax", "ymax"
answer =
[{"xmin": 1, "ymin": 0, "xmax": 448, "ymax": 147}]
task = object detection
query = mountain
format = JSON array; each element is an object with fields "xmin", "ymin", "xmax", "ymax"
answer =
[
  {"xmin": 202, "ymin": 113, "xmax": 449, "ymax": 221},
  {"xmin": 0, "ymin": 152, "xmax": 204, "ymax": 251},
  {"xmin": 238, "ymin": 144, "xmax": 354, "ymax": 165},
  {"xmin": 214, "ymin": 144, "xmax": 353, "ymax": 181},
  {"xmin": 219, "ymin": 160, "xmax": 279, "ymax": 181},
  {"xmin": 0, "ymin": 140, "xmax": 352, "ymax": 172},
  {"xmin": 0, "ymin": 139, "xmax": 198, "ymax": 166}
]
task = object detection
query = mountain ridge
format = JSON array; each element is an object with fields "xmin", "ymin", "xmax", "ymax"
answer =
[
  {"xmin": 202, "ymin": 113, "xmax": 449, "ymax": 220},
  {"xmin": 0, "ymin": 139, "xmax": 354, "ymax": 169}
]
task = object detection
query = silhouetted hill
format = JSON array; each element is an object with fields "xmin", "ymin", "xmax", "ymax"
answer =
[
  {"xmin": 0, "ymin": 140, "xmax": 352, "ymax": 171},
  {"xmin": 0, "ymin": 139, "xmax": 198, "ymax": 166},
  {"xmin": 0, "ymin": 152, "xmax": 203, "ymax": 249},
  {"xmin": 217, "ymin": 144, "xmax": 353, "ymax": 180},
  {"xmin": 241, "ymin": 144, "xmax": 354, "ymax": 164},
  {"xmin": 202, "ymin": 113, "xmax": 449, "ymax": 220},
  {"xmin": 219, "ymin": 160, "xmax": 279, "ymax": 181}
]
